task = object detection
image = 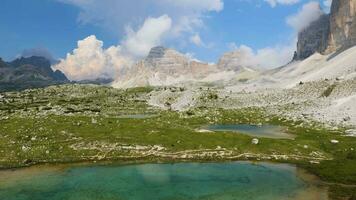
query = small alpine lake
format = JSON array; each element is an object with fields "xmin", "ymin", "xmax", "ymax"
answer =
[
  {"xmin": 205, "ymin": 124, "xmax": 295, "ymax": 139},
  {"xmin": 0, "ymin": 162, "xmax": 327, "ymax": 200}
]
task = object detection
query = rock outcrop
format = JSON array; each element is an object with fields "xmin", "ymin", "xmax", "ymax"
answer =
[{"xmin": 295, "ymin": 0, "xmax": 356, "ymax": 59}]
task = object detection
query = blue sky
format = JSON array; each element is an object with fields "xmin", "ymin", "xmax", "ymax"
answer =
[{"xmin": 0, "ymin": 0, "xmax": 330, "ymax": 66}]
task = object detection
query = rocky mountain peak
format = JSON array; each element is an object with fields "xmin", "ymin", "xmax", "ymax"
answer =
[
  {"xmin": 146, "ymin": 46, "xmax": 168, "ymax": 60},
  {"xmin": 10, "ymin": 56, "xmax": 51, "ymax": 69},
  {"xmin": 295, "ymin": 0, "xmax": 356, "ymax": 60},
  {"xmin": 294, "ymin": 14, "xmax": 330, "ymax": 60},
  {"xmin": 217, "ymin": 50, "xmax": 256, "ymax": 71}
]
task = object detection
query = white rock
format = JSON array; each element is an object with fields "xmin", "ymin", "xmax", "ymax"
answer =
[
  {"xmin": 330, "ymin": 139, "xmax": 339, "ymax": 144},
  {"xmin": 303, "ymin": 145, "xmax": 308, "ymax": 149},
  {"xmin": 345, "ymin": 129, "xmax": 356, "ymax": 137},
  {"xmin": 21, "ymin": 146, "xmax": 30, "ymax": 152},
  {"xmin": 252, "ymin": 138, "xmax": 259, "ymax": 145},
  {"xmin": 91, "ymin": 118, "xmax": 97, "ymax": 124}
]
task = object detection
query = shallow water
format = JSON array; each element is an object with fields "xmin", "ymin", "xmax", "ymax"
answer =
[
  {"xmin": 206, "ymin": 124, "xmax": 294, "ymax": 139},
  {"xmin": 0, "ymin": 162, "xmax": 326, "ymax": 200}
]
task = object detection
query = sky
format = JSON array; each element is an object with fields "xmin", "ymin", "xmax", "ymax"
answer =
[{"xmin": 0, "ymin": 0, "xmax": 331, "ymax": 80}]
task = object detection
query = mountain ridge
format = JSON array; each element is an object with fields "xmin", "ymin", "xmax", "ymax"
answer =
[{"xmin": 0, "ymin": 56, "xmax": 69, "ymax": 92}]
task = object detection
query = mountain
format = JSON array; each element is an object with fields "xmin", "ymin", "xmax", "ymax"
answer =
[
  {"xmin": 113, "ymin": 0, "xmax": 356, "ymax": 89},
  {"xmin": 326, "ymin": 0, "xmax": 356, "ymax": 53},
  {"xmin": 112, "ymin": 46, "xmax": 219, "ymax": 88},
  {"xmin": 294, "ymin": 0, "xmax": 356, "ymax": 59},
  {"xmin": 112, "ymin": 46, "xmax": 260, "ymax": 88},
  {"xmin": 0, "ymin": 56, "xmax": 69, "ymax": 92},
  {"xmin": 294, "ymin": 14, "xmax": 330, "ymax": 60}
]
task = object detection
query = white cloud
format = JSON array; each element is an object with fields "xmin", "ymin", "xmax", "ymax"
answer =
[
  {"xmin": 190, "ymin": 33, "xmax": 204, "ymax": 46},
  {"xmin": 53, "ymin": 14, "xmax": 174, "ymax": 80},
  {"xmin": 163, "ymin": 0, "xmax": 223, "ymax": 12},
  {"xmin": 228, "ymin": 42, "xmax": 295, "ymax": 68},
  {"xmin": 53, "ymin": 35, "xmax": 131, "ymax": 81},
  {"xmin": 264, "ymin": 0, "xmax": 300, "ymax": 7},
  {"xmin": 286, "ymin": 1, "xmax": 324, "ymax": 32},
  {"xmin": 122, "ymin": 15, "xmax": 172, "ymax": 58},
  {"xmin": 57, "ymin": 0, "xmax": 223, "ymax": 38}
]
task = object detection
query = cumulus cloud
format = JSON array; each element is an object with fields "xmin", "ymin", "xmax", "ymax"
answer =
[
  {"xmin": 54, "ymin": 1, "xmax": 224, "ymax": 80},
  {"xmin": 228, "ymin": 42, "xmax": 295, "ymax": 68},
  {"xmin": 53, "ymin": 35, "xmax": 131, "ymax": 81},
  {"xmin": 54, "ymin": 14, "xmax": 174, "ymax": 80},
  {"xmin": 286, "ymin": 1, "xmax": 324, "ymax": 32},
  {"xmin": 264, "ymin": 0, "xmax": 300, "ymax": 7},
  {"xmin": 122, "ymin": 15, "xmax": 172, "ymax": 58}
]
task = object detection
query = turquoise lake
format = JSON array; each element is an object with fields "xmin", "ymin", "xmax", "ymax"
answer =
[
  {"xmin": 206, "ymin": 124, "xmax": 294, "ymax": 139},
  {"xmin": 0, "ymin": 162, "xmax": 327, "ymax": 200}
]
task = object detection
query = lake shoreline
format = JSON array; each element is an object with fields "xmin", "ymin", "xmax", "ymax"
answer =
[{"xmin": 0, "ymin": 160, "xmax": 329, "ymax": 200}]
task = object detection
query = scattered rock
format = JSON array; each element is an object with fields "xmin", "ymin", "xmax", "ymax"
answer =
[
  {"xmin": 21, "ymin": 146, "xmax": 30, "ymax": 152},
  {"xmin": 345, "ymin": 129, "xmax": 356, "ymax": 137},
  {"xmin": 22, "ymin": 159, "xmax": 33, "ymax": 165},
  {"xmin": 330, "ymin": 139, "xmax": 339, "ymax": 144}
]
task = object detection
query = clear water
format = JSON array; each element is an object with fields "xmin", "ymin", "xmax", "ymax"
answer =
[
  {"xmin": 0, "ymin": 162, "xmax": 323, "ymax": 200},
  {"xmin": 206, "ymin": 124, "xmax": 294, "ymax": 139}
]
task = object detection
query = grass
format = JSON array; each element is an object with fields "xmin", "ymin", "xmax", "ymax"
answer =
[{"xmin": 0, "ymin": 84, "xmax": 356, "ymax": 199}]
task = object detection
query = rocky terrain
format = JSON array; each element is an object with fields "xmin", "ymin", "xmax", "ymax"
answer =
[{"xmin": 0, "ymin": 56, "xmax": 68, "ymax": 92}]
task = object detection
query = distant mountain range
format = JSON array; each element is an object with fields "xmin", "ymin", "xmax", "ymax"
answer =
[
  {"xmin": 0, "ymin": 56, "xmax": 69, "ymax": 92},
  {"xmin": 2, "ymin": 0, "xmax": 355, "ymax": 91},
  {"xmin": 112, "ymin": 46, "xmax": 260, "ymax": 88}
]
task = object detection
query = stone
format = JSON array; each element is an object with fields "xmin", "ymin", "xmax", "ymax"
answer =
[
  {"xmin": 330, "ymin": 139, "xmax": 339, "ymax": 144},
  {"xmin": 345, "ymin": 129, "xmax": 356, "ymax": 136},
  {"xmin": 251, "ymin": 138, "xmax": 259, "ymax": 145}
]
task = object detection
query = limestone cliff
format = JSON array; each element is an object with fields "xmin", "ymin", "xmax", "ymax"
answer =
[
  {"xmin": 295, "ymin": 0, "xmax": 356, "ymax": 59},
  {"xmin": 325, "ymin": 0, "xmax": 356, "ymax": 53},
  {"xmin": 294, "ymin": 14, "xmax": 330, "ymax": 60}
]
